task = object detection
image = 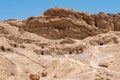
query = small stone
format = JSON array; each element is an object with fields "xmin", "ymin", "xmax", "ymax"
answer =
[
  {"xmin": 29, "ymin": 74, "xmax": 40, "ymax": 80},
  {"xmin": 41, "ymin": 71, "xmax": 47, "ymax": 77}
]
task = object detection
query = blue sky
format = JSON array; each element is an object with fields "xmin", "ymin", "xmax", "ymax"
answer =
[{"xmin": 0, "ymin": 0, "xmax": 120, "ymax": 20}]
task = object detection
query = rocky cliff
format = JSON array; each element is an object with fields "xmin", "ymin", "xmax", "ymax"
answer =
[{"xmin": 7, "ymin": 8, "xmax": 120, "ymax": 39}]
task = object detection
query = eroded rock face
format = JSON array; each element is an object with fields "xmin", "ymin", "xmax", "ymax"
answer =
[
  {"xmin": 13, "ymin": 8, "xmax": 118, "ymax": 39},
  {"xmin": 114, "ymin": 13, "xmax": 120, "ymax": 31},
  {"xmin": 95, "ymin": 12, "xmax": 114, "ymax": 32},
  {"xmin": 23, "ymin": 8, "xmax": 99, "ymax": 39}
]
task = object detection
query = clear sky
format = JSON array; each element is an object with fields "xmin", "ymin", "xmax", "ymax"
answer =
[{"xmin": 0, "ymin": 0, "xmax": 120, "ymax": 20}]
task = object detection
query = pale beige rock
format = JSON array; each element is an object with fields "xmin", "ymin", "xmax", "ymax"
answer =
[{"xmin": 0, "ymin": 8, "xmax": 120, "ymax": 80}]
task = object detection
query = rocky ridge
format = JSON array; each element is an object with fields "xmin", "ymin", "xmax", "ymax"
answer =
[{"xmin": 7, "ymin": 8, "xmax": 120, "ymax": 39}]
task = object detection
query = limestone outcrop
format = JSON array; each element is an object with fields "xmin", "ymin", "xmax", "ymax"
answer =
[{"xmin": 13, "ymin": 8, "xmax": 119, "ymax": 39}]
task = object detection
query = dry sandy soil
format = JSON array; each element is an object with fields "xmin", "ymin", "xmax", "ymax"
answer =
[{"xmin": 0, "ymin": 8, "xmax": 120, "ymax": 80}]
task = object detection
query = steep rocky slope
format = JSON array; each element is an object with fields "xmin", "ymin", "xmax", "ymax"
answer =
[
  {"xmin": 7, "ymin": 8, "xmax": 120, "ymax": 39},
  {"xmin": 0, "ymin": 8, "xmax": 120, "ymax": 80}
]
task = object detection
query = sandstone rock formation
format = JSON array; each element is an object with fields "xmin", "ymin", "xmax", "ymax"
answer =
[
  {"xmin": 9, "ymin": 8, "xmax": 119, "ymax": 39},
  {"xmin": 0, "ymin": 8, "xmax": 120, "ymax": 80}
]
